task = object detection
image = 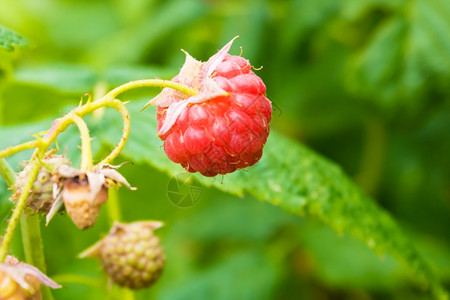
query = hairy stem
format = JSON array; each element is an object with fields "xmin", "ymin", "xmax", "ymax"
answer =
[
  {"xmin": 104, "ymin": 79, "xmax": 197, "ymax": 101},
  {"xmin": 106, "ymin": 188, "xmax": 121, "ymax": 225},
  {"xmin": 72, "ymin": 115, "xmax": 93, "ymax": 172},
  {"xmin": 0, "ymin": 140, "xmax": 42, "ymax": 159},
  {"xmin": 41, "ymin": 79, "xmax": 195, "ymax": 160},
  {"xmin": 0, "ymin": 156, "xmax": 40, "ymax": 261},
  {"xmin": 98, "ymin": 100, "xmax": 130, "ymax": 166},
  {"xmin": 20, "ymin": 214, "xmax": 46, "ymax": 270},
  {"xmin": 1, "ymin": 79, "xmax": 195, "ymax": 164},
  {"xmin": 20, "ymin": 213, "xmax": 55, "ymax": 300},
  {"xmin": 0, "ymin": 158, "xmax": 16, "ymax": 186},
  {"xmin": 0, "ymin": 79, "xmax": 195, "ymax": 262},
  {"xmin": 0, "ymin": 157, "xmax": 54, "ymax": 298},
  {"xmin": 122, "ymin": 288, "xmax": 135, "ymax": 300}
]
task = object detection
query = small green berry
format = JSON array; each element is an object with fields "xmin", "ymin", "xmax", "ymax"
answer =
[
  {"xmin": 12, "ymin": 154, "xmax": 69, "ymax": 215},
  {"xmin": 80, "ymin": 221, "xmax": 165, "ymax": 290}
]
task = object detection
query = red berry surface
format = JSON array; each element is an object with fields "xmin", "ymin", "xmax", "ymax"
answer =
[{"xmin": 153, "ymin": 41, "xmax": 272, "ymax": 177}]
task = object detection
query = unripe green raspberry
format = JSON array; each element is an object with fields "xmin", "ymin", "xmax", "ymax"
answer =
[
  {"xmin": 13, "ymin": 155, "xmax": 69, "ymax": 215},
  {"xmin": 80, "ymin": 221, "xmax": 165, "ymax": 289}
]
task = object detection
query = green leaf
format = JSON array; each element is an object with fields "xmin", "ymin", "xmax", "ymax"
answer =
[
  {"xmin": 98, "ymin": 99, "xmax": 447, "ymax": 299},
  {"xmin": 13, "ymin": 64, "xmax": 97, "ymax": 93},
  {"xmin": 0, "ymin": 25, "xmax": 29, "ymax": 52},
  {"xmin": 86, "ymin": 0, "xmax": 206, "ymax": 67},
  {"xmin": 346, "ymin": 0, "xmax": 450, "ymax": 110},
  {"xmin": 103, "ymin": 65, "xmax": 176, "ymax": 86},
  {"xmin": 300, "ymin": 222, "xmax": 404, "ymax": 290},
  {"xmin": 0, "ymin": 179, "xmax": 12, "ymax": 215},
  {"xmin": 0, "ymin": 98, "xmax": 447, "ymax": 298},
  {"xmin": 220, "ymin": 1, "xmax": 269, "ymax": 61},
  {"xmin": 172, "ymin": 195, "xmax": 295, "ymax": 243},
  {"xmin": 0, "ymin": 119, "xmax": 52, "ymax": 168},
  {"xmin": 159, "ymin": 249, "xmax": 281, "ymax": 300},
  {"xmin": 0, "ymin": 106, "xmax": 102, "ymax": 170},
  {"xmin": 10, "ymin": 64, "xmax": 176, "ymax": 94}
]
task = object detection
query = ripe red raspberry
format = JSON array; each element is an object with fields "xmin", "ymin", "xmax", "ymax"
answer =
[{"xmin": 146, "ymin": 37, "xmax": 272, "ymax": 177}]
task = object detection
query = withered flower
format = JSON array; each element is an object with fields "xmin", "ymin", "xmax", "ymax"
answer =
[
  {"xmin": 0, "ymin": 256, "xmax": 61, "ymax": 300},
  {"xmin": 47, "ymin": 163, "xmax": 136, "ymax": 229}
]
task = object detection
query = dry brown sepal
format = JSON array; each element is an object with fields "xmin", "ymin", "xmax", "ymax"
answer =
[
  {"xmin": 0, "ymin": 256, "xmax": 61, "ymax": 300},
  {"xmin": 48, "ymin": 163, "xmax": 136, "ymax": 229}
]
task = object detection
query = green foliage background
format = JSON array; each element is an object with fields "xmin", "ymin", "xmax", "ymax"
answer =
[{"xmin": 0, "ymin": 0, "xmax": 449, "ymax": 299}]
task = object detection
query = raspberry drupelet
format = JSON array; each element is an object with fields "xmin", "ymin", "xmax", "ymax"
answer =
[{"xmin": 147, "ymin": 37, "xmax": 272, "ymax": 177}]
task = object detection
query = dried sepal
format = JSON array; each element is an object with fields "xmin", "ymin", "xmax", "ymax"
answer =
[
  {"xmin": 144, "ymin": 37, "xmax": 240, "ymax": 136},
  {"xmin": 148, "ymin": 53, "xmax": 203, "ymax": 107},
  {"xmin": 62, "ymin": 176, "xmax": 108, "ymax": 230},
  {"xmin": 95, "ymin": 164, "xmax": 136, "ymax": 191},
  {"xmin": 53, "ymin": 163, "xmax": 136, "ymax": 229},
  {"xmin": 202, "ymin": 36, "xmax": 238, "ymax": 77},
  {"xmin": 0, "ymin": 256, "xmax": 60, "ymax": 299},
  {"xmin": 57, "ymin": 164, "xmax": 136, "ymax": 191},
  {"xmin": 45, "ymin": 192, "xmax": 63, "ymax": 226},
  {"xmin": 157, "ymin": 101, "xmax": 190, "ymax": 136}
]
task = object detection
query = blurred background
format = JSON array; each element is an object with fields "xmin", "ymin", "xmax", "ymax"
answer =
[{"xmin": 0, "ymin": 0, "xmax": 449, "ymax": 299}]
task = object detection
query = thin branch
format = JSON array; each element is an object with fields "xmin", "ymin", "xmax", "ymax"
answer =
[
  {"xmin": 0, "ymin": 158, "xmax": 16, "ymax": 186},
  {"xmin": 0, "ymin": 140, "xmax": 41, "ymax": 159},
  {"xmin": 72, "ymin": 114, "xmax": 93, "ymax": 172},
  {"xmin": 0, "ymin": 156, "xmax": 40, "ymax": 261},
  {"xmin": 97, "ymin": 100, "xmax": 130, "ymax": 166}
]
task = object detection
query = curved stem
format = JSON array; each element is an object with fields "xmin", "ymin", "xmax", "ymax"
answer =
[
  {"xmin": 104, "ymin": 79, "xmax": 197, "ymax": 101},
  {"xmin": 1, "ymin": 79, "xmax": 195, "ymax": 163},
  {"xmin": 0, "ymin": 158, "xmax": 53, "ymax": 298},
  {"xmin": 72, "ymin": 115, "xmax": 93, "ymax": 172},
  {"xmin": 0, "ymin": 79, "xmax": 196, "ymax": 260},
  {"xmin": 98, "ymin": 100, "xmax": 130, "ymax": 166},
  {"xmin": 42, "ymin": 79, "xmax": 195, "ymax": 154},
  {"xmin": 20, "ymin": 213, "xmax": 46, "ymax": 270}
]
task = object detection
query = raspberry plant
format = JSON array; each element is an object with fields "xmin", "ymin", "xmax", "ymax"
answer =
[
  {"xmin": 0, "ymin": 17, "xmax": 449, "ymax": 300},
  {"xmin": 0, "ymin": 34, "xmax": 277, "ymax": 298}
]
